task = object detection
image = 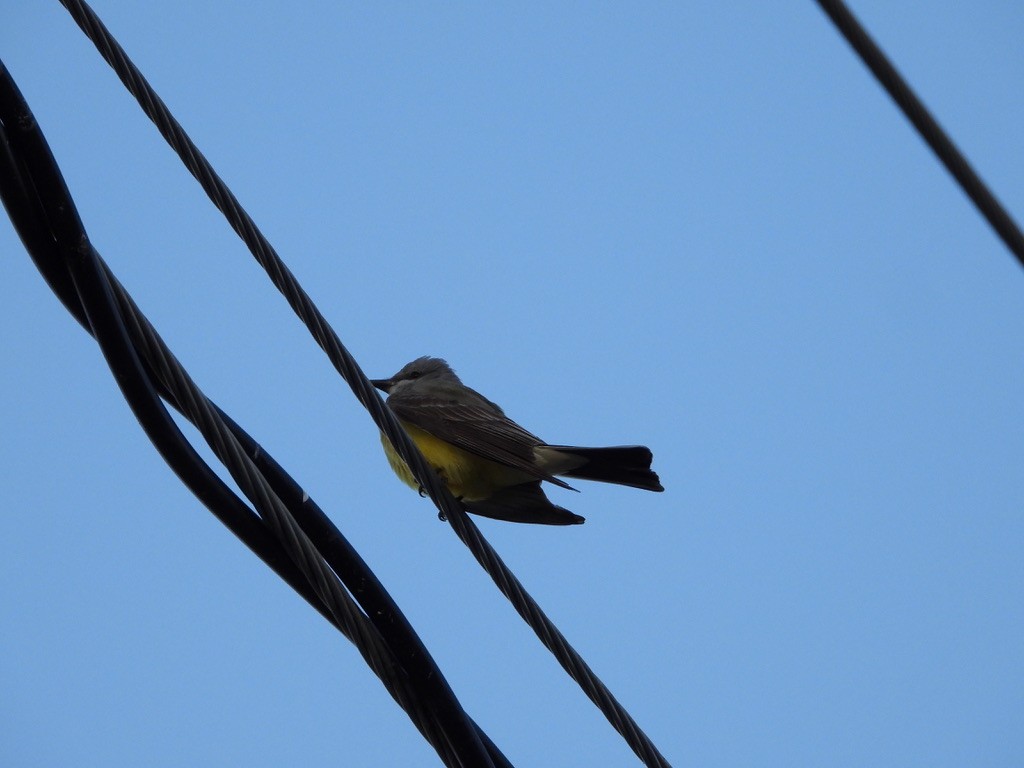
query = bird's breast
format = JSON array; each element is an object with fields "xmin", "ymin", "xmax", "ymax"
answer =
[{"xmin": 379, "ymin": 423, "xmax": 530, "ymax": 501}]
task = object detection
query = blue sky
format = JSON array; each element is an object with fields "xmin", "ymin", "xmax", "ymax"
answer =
[{"xmin": 2, "ymin": 3, "xmax": 1022, "ymax": 765}]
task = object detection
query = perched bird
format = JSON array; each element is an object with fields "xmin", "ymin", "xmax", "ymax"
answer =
[{"xmin": 370, "ymin": 357, "xmax": 663, "ymax": 525}]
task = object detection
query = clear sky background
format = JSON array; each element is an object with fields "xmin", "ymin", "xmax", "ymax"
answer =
[{"xmin": 2, "ymin": 3, "xmax": 1022, "ymax": 766}]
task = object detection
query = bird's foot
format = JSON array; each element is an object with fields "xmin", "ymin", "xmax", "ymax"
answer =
[{"xmin": 436, "ymin": 495, "xmax": 463, "ymax": 523}]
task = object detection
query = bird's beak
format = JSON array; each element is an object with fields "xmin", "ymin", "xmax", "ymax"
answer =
[{"xmin": 370, "ymin": 378, "xmax": 392, "ymax": 394}]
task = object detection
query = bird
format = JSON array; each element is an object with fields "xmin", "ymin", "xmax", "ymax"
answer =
[{"xmin": 370, "ymin": 357, "xmax": 662, "ymax": 525}]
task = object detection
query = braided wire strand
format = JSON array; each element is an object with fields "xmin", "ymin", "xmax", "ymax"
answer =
[
  {"xmin": 104, "ymin": 258, "xmax": 500, "ymax": 768},
  {"xmin": 110, "ymin": 272, "xmax": 512, "ymax": 768},
  {"xmin": 54, "ymin": 2, "xmax": 674, "ymax": 764},
  {"xmin": 0, "ymin": 64, "xmax": 502, "ymax": 768}
]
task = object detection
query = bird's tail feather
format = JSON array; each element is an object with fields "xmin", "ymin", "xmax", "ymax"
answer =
[{"xmin": 550, "ymin": 445, "xmax": 664, "ymax": 492}]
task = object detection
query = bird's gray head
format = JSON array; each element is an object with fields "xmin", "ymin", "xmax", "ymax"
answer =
[{"xmin": 370, "ymin": 356, "xmax": 460, "ymax": 394}]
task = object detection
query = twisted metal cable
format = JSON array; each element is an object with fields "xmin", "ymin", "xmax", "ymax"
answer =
[
  {"xmin": 113, "ymin": 278, "xmax": 511, "ymax": 768},
  {"xmin": 55, "ymin": 0, "xmax": 465, "ymax": 540},
  {"xmin": 815, "ymin": 0, "xmax": 1024, "ymax": 268},
  {"xmin": 442, "ymin": 507, "xmax": 672, "ymax": 767},
  {"xmin": 53, "ymin": 2, "xmax": 674, "ymax": 764},
  {"xmin": 0, "ymin": 64, "xmax": 503, "ymax": 768},
  {"xmin": 106, "ymin": 259, "xmax": 504, "ymax": 768},
  {"xmin": 89, "ymin": 254, "xmax": 479, "ymax": 768}
]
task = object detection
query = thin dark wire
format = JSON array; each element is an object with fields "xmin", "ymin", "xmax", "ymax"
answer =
[
  {"xmin": 814, "ymin": 0, "xmax": 1024, "ymax": 269},
  {"xmin": 0, "ymin": 63, "xmax": 504, "ymax": 768},
  {"xmin": 55, "ymin": 0, "xmax": 456, "ymax": 523},
  {"xmin": 120, "ymin": 293, "xmax": 512, "ymax": 768},
  {"xmin": 87, "ymin": 258, "xmax": 474, "ymax": 768},
  {"xmin": 443, "ymin": 508, "xmax": 671, "ymax": 767},
  {"xmin": 52, "ymin": 2, "xmax": 673, "ymax": 765},
  {"xmin": 105, "ymin": 257, "xmax": 507, "ymax": 768}
]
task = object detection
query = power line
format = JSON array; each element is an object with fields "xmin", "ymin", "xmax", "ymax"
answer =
[
  {"xmin": 815, "ymin": 0, "xmax": 1024, "ymax": 269},
  {"xmin": 0, "ymin": 60, "xmax": 501, "ymax": 768},
  {"xmin": 4, "ymin": 1, "xmax": 675, "ymax": 765}
]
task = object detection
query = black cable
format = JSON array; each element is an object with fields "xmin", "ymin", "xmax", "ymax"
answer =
[
  {"xmin": 442, "ymin": 504, "xmax": 672, "ymax": 767},
  {"xmin": 0, "ymin": 89, "xmax": 336, "ymax": 634},
  {"xmin": 112, "ymin": 272, "xmax": 514, "ymax": 768},
  {"xmin": 0, "ymin": 61, "xmax": 505, "ymax": 768},
  {"xmin": 814, "ymin": 0, "xmax": 1024, "ymax": 269},
  {"xmin": 50, "ymin": 2, "xmax": 674, "ymax": 764},
  {"xmin": 55, "ymin": 0, "xmax": 463, "ymax": 528}
]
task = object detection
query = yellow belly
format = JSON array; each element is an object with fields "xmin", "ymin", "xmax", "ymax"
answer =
[{"xmin": 379, "ymin": 423, "xmax": 530, "ymax": 501}]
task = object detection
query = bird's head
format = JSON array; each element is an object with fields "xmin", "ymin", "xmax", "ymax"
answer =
[{"xmin": 370, "ymin": 356, "xmax": 459, "ymax": 394}]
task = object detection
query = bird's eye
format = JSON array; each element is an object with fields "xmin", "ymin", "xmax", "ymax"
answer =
[{"xmin": 409, "ymin": 370, "xmax": 421, "ymax": 379}]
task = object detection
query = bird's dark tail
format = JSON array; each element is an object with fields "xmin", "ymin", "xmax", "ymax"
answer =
[{"xmin": 550, "ymin": 445, "xmax": 664, "ymax": 492}]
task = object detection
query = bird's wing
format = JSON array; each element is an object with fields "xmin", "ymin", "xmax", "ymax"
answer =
[
  {"xmin": 463, "ymin": 481, "xmax": 584, "ymax": 525},
  {"xmin": 387, "ymin": 389, "xmax": 575, "ymax": 489}
]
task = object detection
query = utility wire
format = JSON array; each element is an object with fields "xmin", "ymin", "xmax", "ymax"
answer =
[
  {"xmin": 51, "ymin": 1, "xmax": 673, "ymax": 765},
  {"xmin": 814, "ymin": 0, "xmax": 1024, "ymax": 269},
  {"xmin": 26, "ymin": 3, "xmax": 1015, "ymax": 765},
  {"xmin": 0, "ymin": 62, "xmax": 504, "ymax": 768}
]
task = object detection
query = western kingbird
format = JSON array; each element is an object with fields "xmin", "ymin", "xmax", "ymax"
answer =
[{"xmin": 370, "ymin": 357, "xmax": 663, "ymax": 525}]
